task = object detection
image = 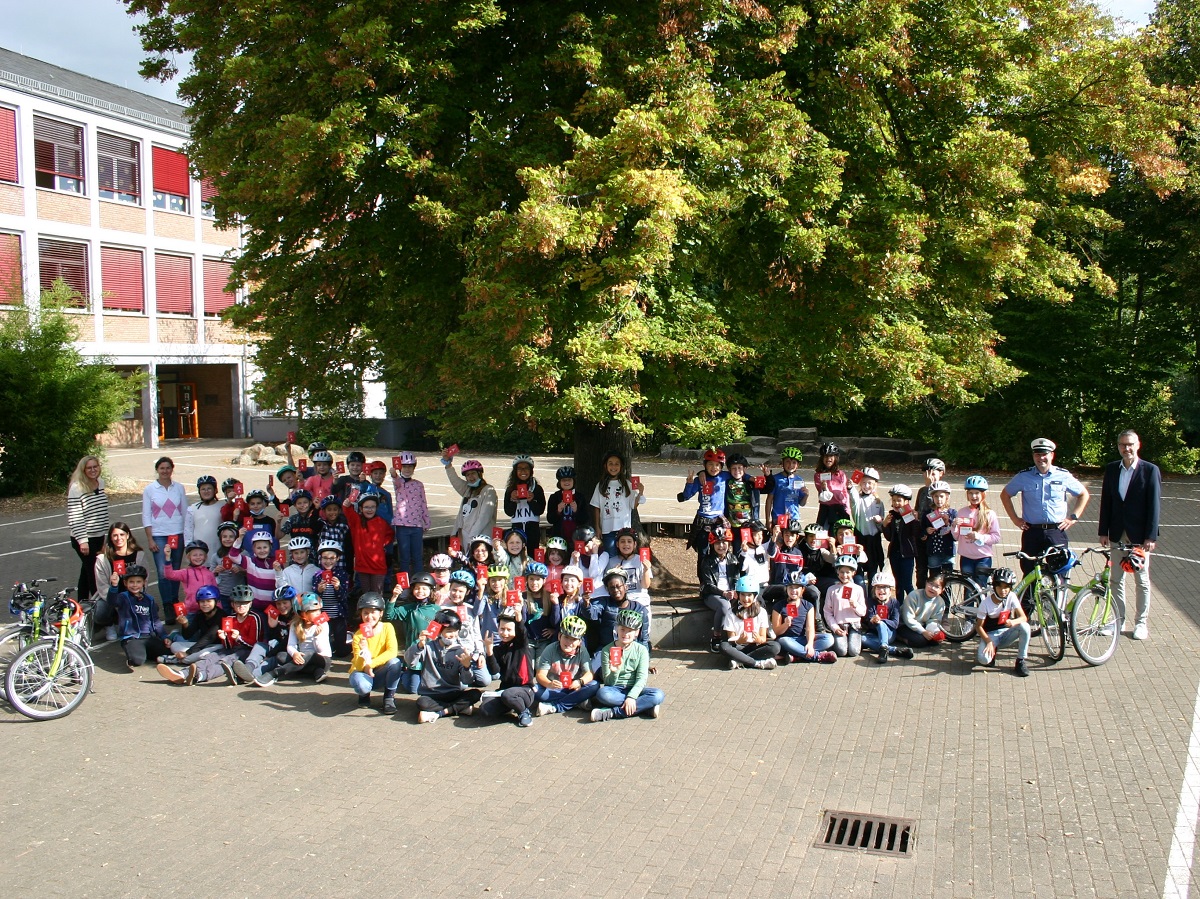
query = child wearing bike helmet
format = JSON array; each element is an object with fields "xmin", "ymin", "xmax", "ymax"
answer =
[
  {"xmin": 915, "ymin": 458, "xmax": 945, "ymax": 588},
  {"xmin": 157, "ymin": 584, "xmax": 223, "ymax": 664},
  {"xmin": 442, "ymin": 452, "xmax": 498, "ymax": 542},
  {"xmin": 503, "ymin": 455, "xmax": 546, "ymax": 547},
  {"xmin": 480, "ymin": 612, "xmax": 538, "ymax": 727},
  {"xmin": 814, "ymin": 442, "xmax": 850, "ymax": 531},
  {"xmin": 922, "ymin": 481, "xmax": 957, "ymax": 575},
  {"xmin": 332, "ymin": 451, "xmax": 369, "ymax": 504},
  {"xmin": 343, "ymin": 492, "xmax": 394, "ymax": 594},
  {"xmin": 590, "ymin": 451, "xmax": 645, "ymax": 556},
  {"xmin": 267, "ymin": 464, "xmax": 299, "ymax": 511},
  {"xmin": 209, "ymin": 521, "xmax": 245, "ymax": 606},
  {"xmin": 279, "ymin": 489, "xmax": 320, "ymax": 546},
  {"xmin": 275, "ymin": 535, "xmax": 319, "ymax": 597},
  {"xmin": 388, "ymin": 572, "xmax": 438, "ymax": 694},
  {"xmin": 311, "ymin": 539, "xmax": 350, "ymax": 658},
  {"xmin": 186, "ymin": 475, "xmax": 224, "ymax": 555},
  {"xmin": 534, "ymin": 615, "xmax": 600, "ymax": 715},
  {"xmin": 832, "ymin": 518, "xmax": 868, "ymax": 587},
  {"xmin": 957, "ymin": 475, "xmax": 1001, "ymax": 589},
  {"xmin": 405, "ymin": 608, "xmax": 490, "ymax": 722},
  {"xmin": 860, "ymin": 571, "xmax": 912, "ymax": 663},
  {"xmin": 974, "ymin": 568, "xmax": 1031, "ymax": 676},
  {"xmin": 738, "ymin": 520, "xmax": 771, "ymax": 592},
  {"xmin": 700, "ymin": 527, "xmax": 740, "ymax": 646},
  {"xmin": 546, "ymin": 465, "xmax": 579, "ymax": 543},
  {"xmin": 275, "ymin": 593, "xmax": 333, "ymax": 683},
  {"xmin": 219, "ymin": 477, "xmax": 248, "ymax": 524},
  {"xmin": 849, "ymin": 466, "xmax": 886, "ymax": 580},
  {"xmin": 769, "ymin": 571, "xmax": 835, "ymax": 663},
  {"xmin": 613, "ymin": 528, "xmax": 652, "ymax": 604},
  {"xmin": 720, "ymin": 577, "xmax": 780, "ymax": 670},
  {"xmin": 390, "ymin": 451, "xmax": 429, "ymax": 576},
  {"xmin": 428, "ymin": 552, "xmax": 454, "ymax": 604},
  {"xmin": 590, "ymin": 607, "xmax": 663, "ymax": 722},
  {"xmin": 679, "ymin": 449, "xmax": 731, "ymax": 577},
  {"xmin": 349, "ymin": 592, "xmax": 403, "ymax": 712},
  {"xmin": 240, "ymin": 586, "xmax": 295, "ymax": 685},
  {"xmin": 442, "ymin": 568, "xmax": 488, "ymax": 658},
  {"xmin": 765, "ymin": 446, "xmax": 810, "ymax": 524},
  {"xmin": 303, "ymin": 449, "xmax": 336, "ymax": 502},
  {"xmin": 162, "ymin": 540, "xmax": 219, "ymax": 618},
  {"xmin": 724, "ymin": 453, "xmax": 761, "ymax": 550},
  {"xmin": 109, "ymin": 564, "xmax": 169, "ymax": 669},
  {"xmin": 882, "ymin": 484, "xmax": 920, "ymax": 595},
  {"xmin": 825, "ymin": 555, "xmax": 867, "ymax": 656},
  {"xmin": 587, "ymin": 568, "xmax": 651, "ymax": 655},
  {"xmin": 544, "ymin": 536, "xmax": 570, "ymax": 581},
  {"xmin": 768, "ymin": 518, "xmax": 807, "ymax": 586}
]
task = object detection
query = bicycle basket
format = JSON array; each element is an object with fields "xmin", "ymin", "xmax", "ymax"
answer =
[{"xmin": 1044, "ymin": 546, "xmax": 1076, "ymax": 575}]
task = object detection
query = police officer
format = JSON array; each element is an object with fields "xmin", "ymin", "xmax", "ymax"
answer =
[{"xmin": 1000, "ymin": 438, "xmax": 1090, "ymax": 575}]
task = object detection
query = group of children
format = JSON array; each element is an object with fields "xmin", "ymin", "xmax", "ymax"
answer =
[{"xmin": 681, "ymin": 444, "xmax": 1028, "ymax": 676}]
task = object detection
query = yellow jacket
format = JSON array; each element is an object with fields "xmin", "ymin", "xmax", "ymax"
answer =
[{"xmin": 349, "ymin": 621, "xmax": 399, "ymax": 674}]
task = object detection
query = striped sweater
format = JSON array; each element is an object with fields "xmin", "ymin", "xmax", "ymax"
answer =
[{"xmin": 67, "ymin": 481, "xmax": 110, "ymax": 543}]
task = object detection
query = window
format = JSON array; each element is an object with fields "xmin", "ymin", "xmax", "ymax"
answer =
[
  {"xmin": 0, "ymin": 232, "xmax": 22, "ymax": 304},
  {"xmin": 97, "ymin": 133, "xmax": 140, "ymax": 204},
  {"xmin": 152, "ymin": 146, "xmax": 189, "ymax": 213},
  {"xmin": 34, "ymin": 116, "xmax": 84, "ymax": 194},
  {"xmin": 203, "ymin": 258, "xmax": 235, "ymax": 315},
  {"xmin": 154, "ymin": 253, "xmax": 193, "ymax": 315},
  {"xmin": 38, "ymin": 238, "xmax": 89, "ymax": 305},
  {"xmin": 0, "ymin": 107, "xmax": 16, "ymax": 184},
  {"xmin": 200, "ymin": 178, "xmax": 217, "ymax": 218},
  {"xmin": 101, "ymin": 247, "xmax": 145, "ymax": 312}
]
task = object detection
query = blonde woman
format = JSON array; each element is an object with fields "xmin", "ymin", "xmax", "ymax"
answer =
[{"xmin": 67, "ymin": 455, "xmax": 110, "ymax": 598}]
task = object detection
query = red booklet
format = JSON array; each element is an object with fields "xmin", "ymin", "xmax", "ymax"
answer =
[
  {"xmin": 475, "ymin": 564, "xmax": 488, "ymax": 582},
  {"xmin": 547, "ymin": 578, "xmax": 563, "ymax": 594},
  {"xmin": 582, "ymin": 578, "xmax": 594, "ymax": 593},
  {"xmin": 574, "ymin": 540, "xmax": 586, "ymax": 555},
  {"xmin": 515, "ymin": 484, "xmax": 529, "ymax": 500},
  {"xmin": 786, "ymin": 603, "xmax": 799, "ymax": 619},
  {"xmin": 167, "ymin": 534, "xmax": 180, "ymax": 549},
  {"xmin": 274, "ymin": 549, "xmax": 286, "ymax": 566},
  {"xmin": 448, "ymin": 536, "xmax": 462, "ymax": 553},
  {"xmin": 562, "ymin": 489, "xmax": 575, "ymax": 504},
  {"xmin": 743, "ymin": 617, "xmax": 755, "ymax": 634},
  {"xmin": 395, "ymin": 571, "xmax": 410, "ymax": 589},
  {"xmin": 335, "ymin": 461, "xmax": 346, "ymax": 473},
  {"xmin": 221, "ymin": 556, "xmax": 233, "ymax": 571},
  {"xmin": 505, "ymin": 590, "xmax": 520, "ymax": 607},
  {"xmin": 631, "ymin": 476, "xmax": 641, "ymax": 491},
  {"xmin": 533, "ymin": 548, "xmax": 546, "ymax": 563},
  {"xmin": 392, "ymin": 456, "xmax": 403, "ymax": 469},
  {"xmin": 492, "ymin": 527, "xmax": 504, "ymax": 541},
  {"xmin": 639, "ymin": 547, "xmax": 651, "ymax": 563},
  {"xmin": 173, "ymin": 602, "xmax": 186, "ymax": 620},
  {"xmin": 609, "ymin": 646, "xmax": 623, "ymax": 666},
  {"xmin": 740, "ymin": 527, "xmax": 751, "ymax": 544},
  {"xmin": 559, "ymin": 669, "xmax": 574, "ymax": 689},
  {"xmin": 426, "ymin": 620, "xmax": 443, "ymax": 640},
  {"xmin": 753, "ymin": 475, "xmax": 766, "ymax": 489},
  {"xmin": 513, "ymin": 576, "xmax": 526, "ymax": 593},
  {"xmin": 114, "ymin": 560, "xmax": 127, "ymax": 575}
]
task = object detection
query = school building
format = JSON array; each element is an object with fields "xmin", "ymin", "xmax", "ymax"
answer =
[{"xmin": 0, "ymin": 46, "xmax": 257, "ymax": 448}]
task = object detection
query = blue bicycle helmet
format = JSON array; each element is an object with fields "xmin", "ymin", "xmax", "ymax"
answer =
[
  {"xmin": 964, "ymin": 475, "xmax": 989, "ymax": 491},
  {"xmin": 525, "ymin": 561, "xmax": 549, "ymax": 577},
  {"xmin": 449, "ymin": 569, "xmax": 477, "ymax": 589}
]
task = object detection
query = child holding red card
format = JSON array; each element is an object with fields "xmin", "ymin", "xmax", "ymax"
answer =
[
  {"xmin": 590, "ymin": 607, "xmax": 663, "ymax": 722},
  {"xmin": 737, "ymin": 520, "xmax": 771, "ymax": 594},
  {"xmin": 109, "ymin": 564, "xmax": 169, "ymax": 670},
  {"xmin": 442, "ymin": 453, "xmax": 497, "ymax": 542},
  {"xmin": 502, "ymin": 456, "xmax": 546, "ymax": 548},
  {"xmin": 699, "ymin": 528, "xmax": 740, "ymax": 647},
  {"xmin": 342, "ymin": 492, "xmax": 394, "ymax": 594},
  {"xmin": 162, "ymin": 540, "xmax": 219, "ymax": 621},
  {"xmin": 677, "ymin": 450, "xmax": 731, "ymax": 577},
  {"xmin": 859, "ymin": 570, "xmax": 912, "ymax": 664},
  {"xmin": 973, "ymin": 568, "xmax": 1031, "ymax": 676},
  {"xmin": 279, "ymin": 489, "xmax": 321, "ymax": 547},
  {"xmin": 91, "ymin": 522, "xmax": 149, "ymax": 638},
  {"xmin": 348, "ymin": 593, "xmax": 403, "ymax": 712},
  {"xmin": 405, "ymin": 608, "xmax": 491, "ymax": 723},
  {"xmin": 813, "ymin": 443, "xmax": 851, "ymax": 532},
  {"xmin": 238, "ymin": 489, "xmax": 278, "ymax": 553},
  {"xmin": 586, "ymin": 568, "xmax": 650, "ymax": 656},
  {"xmin": 480, "ymin": 613, "xmax": 538, "ymax": 727},
  {"xmin": 832, "ymin": 519, "xmax": 869, "ymax": 587},
  {"xmin": 310, "ymin": 540, "xmax": 351, "ymax": 659},
  {"xmin": 390, "ymin": 451, "xmax": 429, "ymax": 576},
  {"xmin": 956, "ymin": 475, "xmax": 1002, "ymax": 589},
  {"xmin": 848, "ymin": 466, "xmax": 887, "ymax": 581},
  {"xmin": 274, "ymin": 535, "xmax": 319, "ymax": 598},
  {"xmin": 274, "ymin": 593, "xmax": 333, "ymax": 683},
  {"xmin": 574, "ymin": 526, "xmax": 612, "ymax": 601},
  {"xmin": 225, "ymin": 530, "xmax": 279, "ymax": 611},
  {"xmin": 719, "ymin": 579, "xmax": 780, "ymax": 670},
  {"xmin": 533, "ymin": 615, "xmax": 599, "ymax": 715},
  {"xmin": 764, "ymin": 446, "xmax": 809, "ymax": 525},
  {"xmin": 209, "ymin": 521, "xmax": 245, "ymax": 606},
  {"xmin": 882, "ymin": 484, "xmax": 921, "ymax": 596},
  {"xmin": 494, "ymin": 527, "xmax": 531, "ymax": 580},
  {"xmin": 612, "ymin": 528, "xmax": 652, "ymax": 605},
  {"xmin": 824, "ymin": 555, "xmax": 868, "ymax": 657},
  {"xmin": 723, "ymin": 453, "xmax": 762, "ymax": 553},
  {"xmin": 922, "ymin": 482, "xmax": 958, "ymax": 576},
  {"xmin": 388, "ymin": 572, "xmax": 439, "ymax": 694},
  {"xmin": 543, "ymin": 536, "xmax": 570, "ymax": 582},
  {"xmin": 590, "ymin": 451, "xmax": 645, "ymax": 556},
  {"xmin": 301, "ymin": 449, "xmax": 336, "ymax": 503},
  {"xmin": 546, "ymin": 465, "xmax": 579, "ymax": 543},
  {"xmin": 769, "ymin": 572, "xmax": 835, "ymax": 663}
]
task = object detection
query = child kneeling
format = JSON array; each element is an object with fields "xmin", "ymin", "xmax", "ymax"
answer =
[
  {"xmin": 590, "ymin": 607, "xmax": 663, "ymax": 722},
  {"xmin": 975, "ymin": 568, "xmax": 1031, "ymax": 677}
]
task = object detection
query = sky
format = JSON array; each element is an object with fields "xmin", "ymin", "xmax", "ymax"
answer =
[{"xmin": 0, "ymin": 0, "xmax": 1163, "ymax": 105}]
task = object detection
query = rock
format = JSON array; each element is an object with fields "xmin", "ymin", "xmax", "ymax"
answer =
[
  {"xmin": 823, "ymin": 437, "xmax": 861, "ymax": 450},
  {"xmin": 659, "ymin": 444, "xmax": 677, "ymax": 459},
  {"xmin": 860, "ymin": 449, "xmax": 914, "ymax": 464},
  {"xmin": 721, "ymin": 443, "xmax": 754, "ymax": 457},
  {"xmin": 749, "ymin": 436, "xmax": 776, "ymax": 448},
  {"xmin": 776, "ymin": 440, "xmax": 814, "ymax": 451},
  {"xmin": 746, "ymin": 456, "xmax": 771, "ymax": 468},
  {"xmin": 860, "ymin": 437, "xmax": 918, "ymax": 450},
  {"xmin": 232, "ymin": 453, "xmax": 254, "ymax": 466},
  {"xmin": 777, "ymin": 427, "xmax": 818, "ymax": 442}
]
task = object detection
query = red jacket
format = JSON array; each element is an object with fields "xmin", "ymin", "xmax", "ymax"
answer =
[{"xmin": 343, "ymin": 505, "xmax": 394, "ymax": 575}]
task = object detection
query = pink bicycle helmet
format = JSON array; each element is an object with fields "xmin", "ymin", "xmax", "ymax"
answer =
[{"xmin": 461, "ymin": 459, "xmax": 484, "ymax": 473}]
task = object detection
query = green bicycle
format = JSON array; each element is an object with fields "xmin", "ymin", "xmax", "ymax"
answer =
[
  {"xmin": 1058, "ymin": 545, "xmax": 1129, "ymax": 667},
  {"xmin": 4, "ymin": 586, "xmax": 94, "ymax": 720},
  {"xmin": 0, "ymin": 578, "xmax": 58, "ymax": 671},
  {"xmin": 1003, "ymin": 546, "xmax": 1070, "ymax": 662}
]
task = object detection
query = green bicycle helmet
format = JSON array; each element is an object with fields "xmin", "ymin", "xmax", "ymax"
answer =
[
  {"xmin": 560, "ymin": 615, "xmax": 588, "ymax": 638},
  {"xmin": 616, "ymin": 607, "xmax": 644, "ymax": 630},
  {"xmin": 781, "ymin": 446, "xmax": 804, "ymax": 461},
  {"xmin": 230, "ymin": 585, "xmax": 254, "ymax": 604}
]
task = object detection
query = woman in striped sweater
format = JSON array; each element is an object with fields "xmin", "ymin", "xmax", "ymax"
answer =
[{"xmin": 67, "ymin": 455, "xmax": 110, "ymax": 599}]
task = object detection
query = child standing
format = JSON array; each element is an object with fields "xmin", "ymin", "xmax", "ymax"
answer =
[
  {"xmin": 185, "ymin": 475, "xmax": 224, "ymax": 557},
  {"xmin": 678, "ymin": 449, "xmax": 731, "ymax": 576},
  {"xmin": 546, "ymin": 465, "xmax": 580, "ymax": 543},
  {"xmin": 764, "ymin": 446, "xmax": 809, "ymax": 524},
  {"xmin": 824, "ymin": 555, "xmax": 867, "ymax": 657},
  {"xmin": 342, "ymin": 492, "xmax": 394, "ymax": 594},
  {"xmin": 162, "ymin": 540, "xmax": 219, "ymax": 618},
  {"xmin": 813, "ymin": 442, "xmax": 850, "ymax": 531},
  {"xmin": 503, "ymin": 455, "xmax": 547, "ymax": 547},
  {"xmin": 882, "ymin": 484, "xmax": 920, "ymax": 596},
  {"xmin": 443, "ymin": 455, "xmax": 498, "ymax": 541},
  {"xmin": 390, "ymin": 452, "xmax": 429, "ymax": 576},
  {"xmin": 274, "ymin": 535, "xmax": 319, "ymax": 597},
  {"xmin": 957, "ymin": 475, "xmax": 1002, "ymax": 588},
  {"xmin": 923, "ymin": 482, "xmax": 958, "ymax": 575},
  {"xmin": 849, "ymin": 466, "xmax": 886, "ymax": 580},
  {"xmin": 590, "ymin": 451, "xmax": 646, "ymax": 556},
  {"xmin": 311, "ymin": 539, "xmax": 351, "ymax": 659}
]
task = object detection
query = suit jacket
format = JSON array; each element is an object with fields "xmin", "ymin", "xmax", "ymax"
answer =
[{"xmin": 1097, "ymin": 458, "xmax": 1161, "ymax": 545}]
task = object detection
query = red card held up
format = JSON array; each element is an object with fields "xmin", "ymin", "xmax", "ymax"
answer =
[
  {"xmin": 492, "ymin": 527, "xmax": 504, "ymax": 541},
  {"xmin": 312, "ymin": 612, "xmax": 329, "ymax": 626},
  {"xmin": 547, "ymin": 578, "xmax": 563, "ymax": 594},
  {"xmin": 609, "ymin": 646, "xmax": 623, "ymax": 667},
  {"xmin": 786, "ymin": 603, "xmax": 799, "ymax": 619},
  {"xmin": 448, "ymin": 536, "xmax": 462, "ymax": 553},
  {"xmin": 221, "ymin": 557, "xmax": 233, "ymax": 571},
  {"xmin": 321, "ymin": 570, "xmax": 334, "ymax": 584},
  {"xmin": 533, "ymin": 548, "xmax": 546, "ymax": 563},
  {"xmin": 396, "ymin": 571, "xmax": 410, "ymax": 589},
  {"xmin": 279, "ymin": 504, "xmax": 290, "ymax": 517},
  {"xmin": 167, "ymin": 534, "xmax": 180, "ymax": 549},
  {"xmin": 574, "ymin": 540, "xmax": 586, "ymax": 555},
  {"xmin": 298, "ymin": 458, "xmax": 307, "ymax": 469},
  {"xmin": 475, "ymin": 564, "xmax": 488, "ymax": 582},
  {"xmin": 287, "ymin": 431, "xmax": 296, "ymax": 444},
  {"xmin": 445, "ymin": 444, "xmax": 460, "ymax": 457},
  {"xmin": 875, "ymin": 604, "xmax": 889, "ymax": 619},
  {"xmin": 274, "ymin": 549, "xmax": 286, "ymax": 566},
  {"xmin": 740, "ymin": 527, "xmax": 751, "ymax": 544},
  {"xmin": 241, "ymin": 516, "xmax": 253, "ymax": 530},
  {"xmin": 776, "ymin": 514, "xmax": 788, "ymax": 528},
  {"xmin": 582, "ymin": 578, "xmax": 594, "ymax": 593},
  {"xmin": 221, "ymin": 616, "xmax": 236, "ymax": 633},
  {"xmin": 754, "ymin": 475, "xmax": 766, "ymax": 489},
  {"xmin": 513, "ymin": 576, "xmax": 526, "ymax": 592},
  {"xmin": 639, "ymin": 547, "xmax": 651, "ymax": 563},
  {"xmin": 559, "ymin": 669, "xmax": 574, "ymax": 689},
  {"xmin": 630, "ymin": 476, "xmax": 641, "ymax": 491},
  {"xmin": 173, "ymin": 602, "xmax": 186, "ymax": 620},
  {"xmin": 360, "ymin": 622, "xmax": 374, "ymax": 638},
  {"xmin": 335, "ymin": 461, "xmax": 346, "ymax": 473},
  {"xmin": 743, "ymin": 616, "xmax": 755, "ymax": 634},
  {"xmin": 851, "ymin": 469, "xmax": 864, "ymax": 485},
  {"xmin": 114, "ymin": 560, "xmax": 127, "ymax": 575},
  {"xmin": 562, "ymin": 489, "xmax": 574, "ymax": 504},
  {"xmin": 426, "ymin": 620, "xmax": 443, "ymax": 640},
  {"xmin": 701, "ymin": 481, "xmax": 714, "ymax": 496},
  {"xmin": 234, "ymin": 482, "xmax": 244, "ymax": 496},
  {"xmin": 267, "ymin": 474, "xmax": 274, "ymax": 487},
  {"xmin": 505, "ymin": 589, "xmax": 520, "ymax": 607},
  {"xmin": 841, "ymin": 585, "xmax": 853, "ymax": 599},
  {"xmin": 515, "ymin": 484, "xmax": 529, "ymax": 500}
]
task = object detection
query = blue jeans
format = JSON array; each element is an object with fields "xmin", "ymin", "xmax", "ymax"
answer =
[
  {"xmin": 601, "ymin": 531, "xmax": 618, "ymax": 557},
  {"xmin": 959, "ymin": 556, "xmax": 992, "ymax": 589},
  {"xmin": 977, "ymin": 623, "xmax": 1031, "ymax": 664},
  {"xmin": 926, "ymin": 552, "xmax": 954, "ymax": 575},
  {"xmin": 394, "ymin": 526, "xmax": 424, "ymax": 575},
  {"xmin": 349, "ymin": 657, "xmax": 404, "ymax": 694},
  {"xmin": 534, "ymin": 680, "xmax": 600, "ymax": 712},
  {"xmin": 399, "ymin": 669, "xmax": 421, "ymax": 695},
  {"xmin": 152, "ymin": 537, "xmax": 184, "ymax": 612},
  {"xmin": 777, "ymin": 633, "xmax": 834, "ymax": 660},
  {"xmin": 861, "ymin": 621, "xmax": 895, "ymax": 653},
  {"xmin": 595, "ymin": 685, "xmax": 664, "ymax": 718},
  {"xmin": 889, "ymin": 556, "xmax": 915, "ymax": 597}
]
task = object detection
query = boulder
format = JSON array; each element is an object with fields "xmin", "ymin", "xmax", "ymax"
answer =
[
  {"xmin": 777, "ymin": 427, "xmax": 818, "ymax": 442},
  {"xmin": 721, "ymin": 443, "xmax": 755, "ymax": 458},
  {"xmin": 232, "ymin": 453, "xmax": 254, "ymax": 466},
  {"xmin": 749, "ymin": 435, "xmax": 777, "ymax": 448}
]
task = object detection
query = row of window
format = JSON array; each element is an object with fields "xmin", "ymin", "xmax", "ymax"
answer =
[
  {"xmin": 0, "ymin": 232, "xmax": 235, "ymax": 318},
  {"xmin": 0, "ymin": 106, "xmax": 214, "ymax": 215}
]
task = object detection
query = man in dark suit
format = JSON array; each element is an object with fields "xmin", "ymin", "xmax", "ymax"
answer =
[{"xmin": 1097, "ymin": 430, "xmax": 1161, "ymax": 640}]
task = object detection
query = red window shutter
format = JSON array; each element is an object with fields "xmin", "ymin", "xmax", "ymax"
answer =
[
  {"xmin": 101, "ymin": 247, "xmax": 145, "ymax": 312},
  {"xmin": 200, "ymin": 178, "xmax": 218, "ymax": 202},
  {"xmin": 154, "ymin": 253, "xmax": 193, "ymax": 315},
  {"xmin": 38, "ymin": 238, "xmax": 89, "ymax": 304},
  {"xmin": 203, "ymin": 258, "xmax": 235, "ymax": 315},
  {"xmin": 33, "ymin": 116, "xmax": 83, "ymax": 179},
  {"xmin": 0, "ymin": 232, "xmax": 22, "ymax": 304},
  {"xmin": 152, "ymin": 146, "xmax": 189, "ymax": 197},
  {"xmin": 0, "ymin": 108, "xmax": 16, "ymax": 183}
]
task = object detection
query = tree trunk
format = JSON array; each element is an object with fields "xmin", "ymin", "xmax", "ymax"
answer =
[{"xmin": 573, "ymin": 418, "xmax": 634, "ymax": 532}]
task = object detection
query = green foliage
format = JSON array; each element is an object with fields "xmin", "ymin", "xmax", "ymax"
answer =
[
  {"xmin": 127, "ymin": 0, "xmax": 1192, "ymax": 457},
  {"xmin": 296, "ymin": 416, "xmax": 380, "ymax": 452},
  {"xmin": 0, "ymin": 283, "xmax": 145, "ymax": 496}
]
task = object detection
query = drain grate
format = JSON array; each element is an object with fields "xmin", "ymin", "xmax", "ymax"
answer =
[{"xmin": 814, "ymin": 810, "xmax": 916, "ymax": 857}]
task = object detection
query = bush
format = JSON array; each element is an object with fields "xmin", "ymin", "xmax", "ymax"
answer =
[
  {"xmin": 0, "ymin": 283, "xmax": 144, "ymax": 496},
  {"xmin": 297, "ymin": 416, "xmax": 380, "ymax": 451}
]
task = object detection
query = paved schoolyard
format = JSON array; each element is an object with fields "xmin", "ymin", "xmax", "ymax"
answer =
[{"xmin": 1, "ymin": 441, "xmax": 1199, "ymax": 898}]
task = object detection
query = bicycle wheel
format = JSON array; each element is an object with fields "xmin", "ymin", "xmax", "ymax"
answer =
[
  {"xmin": 1070, "ymin": 587, "xmax": 1122, "ymax": 666},
  {"xmin": 1031, "ymin": 578, "xmax": 1065, "ymax": 662},
  {"xmin": 5, "ymin": 640, "xmax": 92, "ymax": 720},
  {"xmin": 0, "ymin": 625, "xmax": 33, "ymax": 674},
  {"xmin": 941, "ymin": 575, "xmax": 982, "ymax": 643}
]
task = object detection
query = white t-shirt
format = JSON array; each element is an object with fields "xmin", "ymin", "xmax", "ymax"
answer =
[
  {"xmin": 976, "ymin": 591, "xmax": 1022, "ymax": 628},
  {"xmin": 723, "ymin": 607, "xmax": 768, "ymax": 641},
  {"xmin": 590, "ymin": 481, "xmax": 643, "ymax": 534}
]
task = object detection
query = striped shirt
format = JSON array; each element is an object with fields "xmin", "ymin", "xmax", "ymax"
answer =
[{"xmin": 67, "ymin": 480, "xmax": 110, "ymax": 543}]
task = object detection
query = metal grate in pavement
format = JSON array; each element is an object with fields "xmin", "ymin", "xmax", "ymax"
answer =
[{"xmin": 815, "ymin": 810, "xmax": 916, "ymax": 857}]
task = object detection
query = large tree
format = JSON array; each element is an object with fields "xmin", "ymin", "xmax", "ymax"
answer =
[{"xmin": 129, "ymin": 0, "xmax": 1187, "ymax": 469}]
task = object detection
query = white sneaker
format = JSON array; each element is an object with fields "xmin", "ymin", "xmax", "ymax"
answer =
[
  {"xmin": 1132, "ymin": 623, "xmax": 1149, "ymax": 641},
  {"xmin": 755, "ymin": 657, "xmax": 778, "ymax": 670},
  {"xmin": 648, "ymin": 704, "xmax": 661, "ymax": 719},
  {"xmin": 537, "ymin": 702, "xmax": 558, "ymax": 717},
  {"xmin": 104, "ymin": 626, "xmax": 118, "ymax": 642},
  {"xmin": 417, "ymin": 710, "xmax": 439, "ymax": 724}
]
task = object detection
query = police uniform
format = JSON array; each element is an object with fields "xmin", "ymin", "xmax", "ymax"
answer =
[{"xmin": 1003, "ymin": 464, "xmax": 1085, "ymax": 575}]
